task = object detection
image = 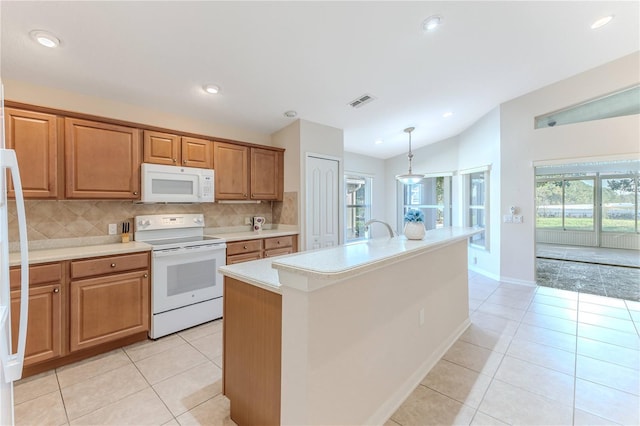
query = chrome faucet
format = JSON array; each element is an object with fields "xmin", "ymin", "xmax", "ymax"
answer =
[{"xmin": 364, "ymin": 219, "xmax": 395, "ymax": 238}]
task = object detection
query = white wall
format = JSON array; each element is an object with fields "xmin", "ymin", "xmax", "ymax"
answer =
[
  {"xmin": 4, "ymin": 78, "xmax": 271, "ymax": 145},
  {"xmin": 272, "ymin": 120, "xmax": 301, "ymax": 194},
  {"xmin": 500, "ymin": 51, "xmax": 640, "ymax": 284},
  {"xmin": 343, "ymin": 151, "xmax": 387, "ymax": 238},
  {"xmin": 457, "ymin": 107, "xmax": 501, "ymax": 279}
]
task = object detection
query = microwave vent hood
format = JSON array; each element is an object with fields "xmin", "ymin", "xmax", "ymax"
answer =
[{"xmin": 140, "ymin": 163, "xmax": 215, "ymax": 203}]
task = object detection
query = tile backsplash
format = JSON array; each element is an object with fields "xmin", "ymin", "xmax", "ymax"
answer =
[{"xmin": 7, "ymin": 191, "xmax": 298, "ymax": 244}]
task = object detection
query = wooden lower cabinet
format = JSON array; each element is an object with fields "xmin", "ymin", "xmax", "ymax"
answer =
[
  {"xmin": 224, "ymin": 277, "xmax": 282, "ymax": 426},
  {"xmin": 226, "ymin": 235, "xmax": 297, "ymax": 265},
  {"xmin": 10, "ymin": 266, "xmax": 63, "ymax": 366},
  {"xmin": 70, "ymin": 270, "xmax": 149, "ymax": 352}
]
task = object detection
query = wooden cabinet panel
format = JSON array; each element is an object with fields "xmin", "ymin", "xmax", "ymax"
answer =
[
  {"xmin": 263, "ymin": 247, "xmax": 293, "ymax": 258},
  {"xmin": 263, "ymin": 236, "xmax": 293, "ymax": 251},
  {"xmin": 250, "ymin": 148, "xmax": 283, "ymax": 201},
  {"xmin": 224, "ymin": 277, "xmax": 281, "ymax": 426},
  {"xmin": 143, "ymin": 130, "xmax": 180, "ymax": 166},
  {"xmin": 181, "ymin": 137, "xmax": 213, "ymax": 168},
  {"xmin": 11, "ymin": 284, "xmax": 62, "ymax": 366},
  {"xmin": 65, "ymin": 118, "xmax": 142, "ymax": 199},
  {"xmin": 70, "ymin": 252, "xmax": 149, "ymax": 279},
  {"xmin": 10, "ymin": 262, "xmax": 64, "ymax": 367},
  {"xmin": 70, "ymin": 270, "xmax": 149, "ymax": 352},
  {"xmin": 226, "ymin": 239, "xmax": 262, "ymax": 256},
  {"xmin": 5, "ymin": 108, "xmax": 60, "ymax": 198},
  {"xmin": 214, "ymin": 142, "xmax": 249, "ymax": 200},
  {"xmin": 227, "ymin": 252, "xmax": 263, "ymax": 265}
]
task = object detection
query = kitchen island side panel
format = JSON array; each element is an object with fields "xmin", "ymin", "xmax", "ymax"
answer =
[
  {"xmin": 223, "ymin": 277, "xmax": 282, "ymax": 426},
  {"xmin": 280, "ymin": 239, "xmax": 470, "ymax": 426}
]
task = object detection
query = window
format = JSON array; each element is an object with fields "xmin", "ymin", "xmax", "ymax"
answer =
[
  {"xmin": 398, "ymin": 176, "xmax": 452, "ymax": 232},
  {"xmin": 345, "ymin": 175, "xmax": 372, "ymax": 242},
  {"xmin": 536, "ymin": 175, "xmax": 596, "ymax": 231},
  {"xmin": 601, "ymin": 175, "xmax": 639, "ymax": 233},
  {"xmin": 468, "ymin": 171, "xmax": 488, "ymax": 248}
]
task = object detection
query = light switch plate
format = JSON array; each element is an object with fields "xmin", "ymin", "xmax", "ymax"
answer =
[
  {"xmin": 513, "ymin": 215, "xmax": 523, "ymax": 223},
  {"xmin": 503, "ymin": 215, "xmax": 513, "ymax": 223}
]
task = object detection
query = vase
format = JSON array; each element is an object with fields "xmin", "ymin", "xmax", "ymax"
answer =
[{"xmin": 404, "ymin": 221, "xmax": 425, "ymax": 240}]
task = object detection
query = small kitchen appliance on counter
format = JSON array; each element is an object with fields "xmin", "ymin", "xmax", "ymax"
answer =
[
  {"xmin": 134, "ymin": 213, "xmax": 226, "ymax": 338},
  {"xmin": 253, "ymin": 216, "xmax": 265, "ymax": 232}
]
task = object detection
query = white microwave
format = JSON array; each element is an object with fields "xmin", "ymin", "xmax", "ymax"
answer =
[{"xmin": 141, "ymin": 163, "xmax": 214, "ymax": 203}]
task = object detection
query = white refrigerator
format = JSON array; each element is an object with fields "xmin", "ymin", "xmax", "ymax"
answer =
[{"xmin": 0, "ymin": 82, "xmax": 30, "ymax": 425}]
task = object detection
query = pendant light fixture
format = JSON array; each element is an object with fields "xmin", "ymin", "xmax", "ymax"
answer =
[{"xmin": 395, "ymin": 127, "xmax": 425, "ymax": 184}]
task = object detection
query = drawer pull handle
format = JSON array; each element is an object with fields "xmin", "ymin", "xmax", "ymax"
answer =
[
  {"xmin": 53, "ymin": 288, "xmax": 59, "ymax": 293},
  {"xmin": 110, "ymin": 263, "xmax": 116, "ymax": 267}
]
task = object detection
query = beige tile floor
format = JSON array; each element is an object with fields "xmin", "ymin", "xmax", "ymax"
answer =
[{"xmin": 14, "ymin": 271, "xmax": 640, "ymax": 425}]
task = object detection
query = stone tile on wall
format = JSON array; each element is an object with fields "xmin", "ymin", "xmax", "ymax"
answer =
[{"xmin": 7, "ymin": 200, "xmax": 274, "ymax": 242}]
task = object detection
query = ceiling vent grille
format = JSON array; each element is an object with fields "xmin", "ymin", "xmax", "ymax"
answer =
[{"xmin": 348, "ymin": 93, "xmax": 376, "ymax": 108}]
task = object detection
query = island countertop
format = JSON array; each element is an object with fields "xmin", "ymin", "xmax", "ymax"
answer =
[
  {"xmin": 272, "ymin": 226, "xmax": 480, "ymax": 282},
  {"xmin": 218, "ymin": 227, "xmax": 480, "ymax": 292}
]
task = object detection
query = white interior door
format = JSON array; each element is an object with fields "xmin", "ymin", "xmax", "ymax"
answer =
[{"xmin": 306, "ymin": 156, "xmax": 340, "ymax": 250}]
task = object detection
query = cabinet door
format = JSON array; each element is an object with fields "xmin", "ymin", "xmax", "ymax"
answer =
[
  {"xmin": 11, "ymin": 284, "xmax": 62, "ymax": 366},
  {"xmin": 143, "ymin": 130, "xmax": 180, "ymax": 166},
  {"xmin": 214, "ymin": 142, "xmax": 249, "ymax": 200},
  {"xmin": 65, "ymin": 118, "xmax": 142, "ymax": 199},
  {"xmin": 69, "ymin": 270, "xmax": 149, "ymax": 352},
  {"xmin": 5, "ymin": 108, "xmax": 60, "ymax": 198},
  {"xmin": 181, "ymin": 137, "xmax": 213, "ymax": 169},
  {"xmin": 250, "ymin": 148, "xmax": 283, "ymax": 201}
]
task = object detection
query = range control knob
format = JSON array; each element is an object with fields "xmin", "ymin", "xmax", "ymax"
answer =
[
  {"xmin": 193, "ymin": 217, "xmax": 203, "ymax": 224},
  {"xmin": 138, "ymin": 219, "xmax": 151, "ymax": 227}
]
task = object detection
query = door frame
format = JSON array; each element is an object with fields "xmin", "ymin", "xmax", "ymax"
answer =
[{"xmin": 303, "ymin": 153, "xmax": 343, "ymax": 251}]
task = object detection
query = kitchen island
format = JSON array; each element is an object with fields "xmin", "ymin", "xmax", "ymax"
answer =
[{"xmin": 219, "ymin": 227, "xmax": 480, "ymax": 426}]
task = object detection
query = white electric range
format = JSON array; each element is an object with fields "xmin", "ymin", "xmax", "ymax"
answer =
[{"xmin": 134, "ymin": 214, "xmax": 226, "ymax": 339}]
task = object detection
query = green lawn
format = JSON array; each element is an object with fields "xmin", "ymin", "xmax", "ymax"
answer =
[{"xmin": 536, "ymin": 217, "xmax": 636, "ymax": 232}]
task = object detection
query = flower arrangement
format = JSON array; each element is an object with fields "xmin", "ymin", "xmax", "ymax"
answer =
[{"xmin": 404, "ymin": 209, "xmax": 425, "ymax": 223}]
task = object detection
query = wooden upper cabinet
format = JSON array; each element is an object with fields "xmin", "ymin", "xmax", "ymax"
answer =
[
  {"xmin": 65, "ymin": 118, "xmax": 142, "ymax": 199},
  {"xmin": 250, "ymin": 147, "xmax": 283, "ymax": 201},
  {"xmin": 143, "ymin": 130, "xmax": 180, "ymax": 166},
  {"xmin": 143, "ymin": 131, "xmax": 213, "ymax": 169},
  {"xmin": 181, "ymin": 137, "xmax": 213, "ymax": 169},
  {"xmin": 214, "ymin": 142, "xmax": 249, "ymax": 200},
  {"xmin": 4, "ymin": 108, "xmax": 61, "ymax": 198}
]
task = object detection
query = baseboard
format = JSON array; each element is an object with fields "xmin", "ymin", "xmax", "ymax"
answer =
[
  {"xmin": 498, "ymin": 276, "xmax": 537, "ymax": 287},
  {"xmin": 366, "ymin": 318, "xmax": 472, "ymax": 426},
  {"xmin": 468, "ymin": 265, "xmax": 500, "ymax": 281}
]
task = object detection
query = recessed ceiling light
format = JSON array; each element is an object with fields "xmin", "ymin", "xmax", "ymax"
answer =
[
  {"xmin": 203, "ymin": 84, "xmax": 220, "ymax": 94},
  {"xmin": 422, "ymin": 15, "xmax": 443, "ymax": 32},
  {"xmin": 591, "ymin": 15, "xmax": 614, "ymax": 29},
  {"xmin": 30, "ymin": 30, "xmax": 60, "ymax": 48},
  {"xmin": 283, "ymin": 110, "xmax": 297, "ymax": 118},
  {"xmin": 375, "ymin": 140, "xmax": 383, "ymax": 145},
  {"xmin": 442, "ymin": 111, "xmax": 453, "ymax": 118}
]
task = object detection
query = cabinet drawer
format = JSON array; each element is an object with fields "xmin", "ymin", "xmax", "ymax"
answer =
[
  {"xmin": 264, "ymin": 247, "xmax": 292, "ymax": 258},
  {"xmin": 71, "ymin": 252, "xmax": 149, "ymax": 279},
  {"xmin": 263, "ymin": 236, "xmax": 293, "ymax": 250},
  {"xmin": 10, "ymin": 263, "xmax": 62, "ymax": 290},
  {"xmin": 227, "ymin": 252, "xmax": 263, "ymax": 265},
  {"xmin": 226, "ymin": 240, "xmax": 262, "ymax": 256}
]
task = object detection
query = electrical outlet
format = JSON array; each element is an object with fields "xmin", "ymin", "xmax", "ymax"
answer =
[
  {"xmin": 244, "ymin": 217, "xmax": 252, "ymax": 225},
  {"xmin": 108, "ymin": 223, "xmax": 117, "ymax": 235},
  {"xmin": 419, "ymin": 308, "xmax": 425, "ymax": 327}
]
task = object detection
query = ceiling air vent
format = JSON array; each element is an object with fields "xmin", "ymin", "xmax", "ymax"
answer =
[{"xmin": 348, "ymin": 93, "xmax": 376, "ymax": 109}]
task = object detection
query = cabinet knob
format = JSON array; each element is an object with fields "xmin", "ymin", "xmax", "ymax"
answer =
[
  {"xmin": 252, "ymin": 193, "xmax": 255, "ymax": 197},
  {"xmin": 110, "ymin": 263, "xmax": 116, "ymax": 267},
  {"xmin": 53, "ymin": 288, "xmax": 59, "ymax": 293},
  {"xmin": 143, "ymin": 273, "xmax": 148, "ymax": 278},
  {"xmin": 173, "ymin": 158, "xmax": 177, "ymax": 163},
  {"xmin": 243, "ymin": 245, "xmax": 247, "ymax": 249},
  {"xmin": 243, "ymin": 193, "xmax": 247, "ymax": 198},
  {"xmin": 133, "ymin": 191, "xmax": 138, "ymax": 195},
  {"xmin": 183, "ymin": 160, "xmax": 187, "ymax": 164},
  {"xmin": 277, "ymin": 241, "xmax": 281, "ymax": 245}
]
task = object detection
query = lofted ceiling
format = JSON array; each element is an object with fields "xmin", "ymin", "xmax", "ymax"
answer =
[{"xmin": 1, "ymin": 1, "xmax": 638, "ymax": 159}]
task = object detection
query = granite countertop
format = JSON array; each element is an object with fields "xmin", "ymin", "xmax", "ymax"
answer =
[
  {"xmin": 9, "ymin": 241, "xmax": 152, "ymax": 267},
  {"xmin": 272, "ymin": 227, "xmax": 481, "ymax": 282},
  {"xmin": 218, "ymin": 227, "xmax": 481, "ymax": 293},
  {"xmin": 205, "ymin": 225, "xmax": 298, "ymax": 242},
  {"xmin": 219, "ymin": 258, "xmax": 282, "ymax": 294}
]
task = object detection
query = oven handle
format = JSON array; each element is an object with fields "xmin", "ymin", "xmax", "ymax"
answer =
[{"xmin": 153, "ymin": 244, "xmax": 226, "ymax": 258}]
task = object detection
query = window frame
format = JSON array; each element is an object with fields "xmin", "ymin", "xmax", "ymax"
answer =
[
  {"xmin": 461, "ymin": 166, "xmax": 490, "ymax": 250},
  {"xmin": 345, "ymin": 173, "xmax": 373, "ymax": 242},
  {"xmin": 396, "ymin": 174, "xmax": 452, "ymax": 234}
]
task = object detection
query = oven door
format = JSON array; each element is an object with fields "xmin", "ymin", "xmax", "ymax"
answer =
[{"xmin": 151, "ymin": 244, "xmax": 226, "ymax": 314}]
